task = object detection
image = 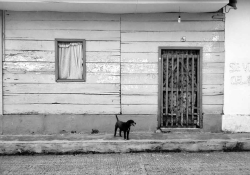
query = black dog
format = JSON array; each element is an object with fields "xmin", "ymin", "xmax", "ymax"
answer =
[{"xmin": 114, "ymin": 115, "xmax": 136, "ymax": 140}]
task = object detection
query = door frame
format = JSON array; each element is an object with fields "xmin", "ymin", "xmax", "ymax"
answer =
[{"xmin": 157, "ymin": 46, "xmax": 203, "ymax": 129}]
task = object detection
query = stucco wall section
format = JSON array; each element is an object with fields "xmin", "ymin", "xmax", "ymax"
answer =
[
  {"xmin": 224, "ymin": 0, "xmax": 250, "ymax": 132},
  {"xmin": 222, "ymin": 115, "xmax": 250, "ymax": 132}
]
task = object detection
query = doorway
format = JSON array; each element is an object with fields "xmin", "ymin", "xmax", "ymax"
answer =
[{"xmin": 158, "ymin": 47, "xmax": 202, "ymax": 128}]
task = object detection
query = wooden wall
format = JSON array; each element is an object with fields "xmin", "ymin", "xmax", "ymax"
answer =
[
  {"xmin": 3, "ymin": 11, "xmax": 225, "ymax": 115},
  {"xmin": 3, "ymin": 12, "xmax": 121, "ymax": 114},
  {"xmin": 120, "ymin": 13, "xmax": 225, "ymax": 115}
]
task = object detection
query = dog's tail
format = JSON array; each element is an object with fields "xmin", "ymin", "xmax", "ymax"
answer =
[{"xmin": 116, "ymin": 115, "xmax": 119, "ymax": 121}]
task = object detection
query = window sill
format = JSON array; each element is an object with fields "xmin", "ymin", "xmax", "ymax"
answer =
[{"xmin": 56, "ymin": 79, "xmax": 86, "ymax": 82}]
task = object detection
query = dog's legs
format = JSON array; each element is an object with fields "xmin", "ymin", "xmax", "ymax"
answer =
[
  {"xmin": 126, "ymin": 128, "xmax": 131, "ymax": 140},
  {"xmin": 127, "ymin": 130, "xmax": 130, "ymax": 140},
  {"xmin": 124, "ymin": 131, "xmax": 127, "ymax": 140},
  {"xmin": 114, "ymin": 126, "xmax": 117, "ymax": 137},
  {"xmin": 119, "ymin": 129, "xmax": 122, "ymax": 137}
]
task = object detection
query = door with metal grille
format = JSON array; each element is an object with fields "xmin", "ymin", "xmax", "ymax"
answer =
[{"xmin": 158, "ymin": 48, "xmax": 202, "ymax": 128}]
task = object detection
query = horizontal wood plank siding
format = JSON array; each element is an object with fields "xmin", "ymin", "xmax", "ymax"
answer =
[
  {"xmin": 5, "ymin": 11, "xmax": 120, "ymax": 21},
  {"xmin": 121, "ymin": 42, "xmax": 224, "ymax": 53},
  {"xmin": 121, "ymin": 63, "xmax": 224, "ymax": 74},
  {"xmin": 4, "ymin": 12, "xmax": 121, "ymax": 114},
  {"xmin": 121, "ymin": 52, "xmax": 225, "ymax": 63},
  {"xmin": 121, "ymin": 13, "xmax": 224, "ymax": 21},
  {"xmin": 4, "ymin": 104, "xmax": 120, "ymax": 114},
  {"xmin": 3, "ymin": 12, "xmax": 225, "ymax": 115},
  {"xmin": 5, "ymin": 40, "xmax": 120, "ymax": 52},
  {"xmin": 4, "ymin": 94, "xmax": 120, "ymax": 105},
  {"xmin": 122, "ymin": 73, "xmax": 158, "ymax": 85},
  {"xmin": 203, "ymin": 95, "xmax": 224, "ymax": 105},
  {"xmin": 121, "ymin": 32, "xmax": 224, "ymax": 42},
  {"xmin": 121, "ymin": 21, "xmax": 224, "ymax": 32},
  {"xmin": 120, "ymin": 13, "xmax": 225, "ymax": 115},
  {"xmin": 122, "ymin": 105, "xmax": 158, "ymax": 115},
  {"xmin": 6, "ymin": 30, "xmax": 120, "ymax": 41},
  {"xmin": 122, "ymin": 95, "xmax": 157, "ymax": 105},
  {"xmin": 5, "ymin": 51, "xmax": 120, "ymax": 62},
  {"xmin": 3, "ymin": 72, "xmax": 120, "ymax": 84},
  {"xmin": 121, "ymin": 85, "xmax": 158, "ymax": 95},
  {"xmin": 202, "ymin": 85, "xmax": 224, "ymax": 96},
  {"xmin": 3, "ymin": 62, "xmax": 120, "ymax": 74},
  {"xmin": 4, "ymin": 84, "xmax": 120, "ymax": 94},
  {"xmin": 6, "ymin": 21, "xmax": 120, "ymax": 30}
]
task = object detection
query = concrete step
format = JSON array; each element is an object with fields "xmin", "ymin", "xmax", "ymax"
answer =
[{"xmin": 0, "ymin": 133, "xmax": 250, "ymax": 154}]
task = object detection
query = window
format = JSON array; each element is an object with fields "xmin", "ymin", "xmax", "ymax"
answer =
[{"xmin": 55, "ymin": 39, "xmax": 86, "ymax": 82}]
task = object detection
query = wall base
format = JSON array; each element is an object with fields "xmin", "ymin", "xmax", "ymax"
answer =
[
  {"xmin": 203, "ymin": 114, "xmax": 222, "ymax": 133},
  {"xmin": 0, "ymin": 114, "xmax": 223, "ymax": 135},
  {"xmin": 0, "ymin": 114, "xmax": 157, "ymax": 135},
  {"xmin": 222, "ymin": 114, "xmax": 250, "ymax": 132}
]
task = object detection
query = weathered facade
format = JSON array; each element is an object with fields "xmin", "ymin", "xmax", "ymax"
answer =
[{"xmin": 0, "ymin": 1, "xmax": 228, "ymax": 135}]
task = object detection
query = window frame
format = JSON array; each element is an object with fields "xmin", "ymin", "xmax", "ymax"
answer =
[{"xmin": 55, "ymin": 38, "xmax": 86, "ymax": 82}]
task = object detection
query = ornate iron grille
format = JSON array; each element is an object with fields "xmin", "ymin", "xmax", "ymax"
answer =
[{"xmin": 160, "ymin": 50, "xmax": 202, "ymax": 128}]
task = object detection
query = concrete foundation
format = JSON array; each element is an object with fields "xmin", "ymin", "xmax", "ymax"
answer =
[
  {"xmin": 222, "ymin": 115, "xmax": 250, "ymax": 132},
  {"xmin": 203, "ymin": 114, "xmax": 222, "ymax": 132},
  {"xmin": 0, "ymin": 114, "xmax": 158, "ymax": 135},
  {"xmin": 0, "ymin": 113, "xmax": 223, "ymax": 135}
]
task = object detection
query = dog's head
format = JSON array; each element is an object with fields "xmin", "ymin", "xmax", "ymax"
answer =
[{"xmin": 127, "ymin": 120, "xmax": 136, "ymax": 126}]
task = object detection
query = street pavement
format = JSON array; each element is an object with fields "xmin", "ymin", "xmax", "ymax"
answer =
[{"xmin": 0, "ymin": 152, "xmax": 250, "ymax": 175}]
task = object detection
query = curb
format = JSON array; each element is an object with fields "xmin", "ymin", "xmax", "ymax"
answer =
[{"xmin": 1, "ymin": 139, "xmax": 250, "ymax": 155}]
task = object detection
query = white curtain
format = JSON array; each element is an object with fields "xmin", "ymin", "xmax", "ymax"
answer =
[{"xmin": 58, "ymin": 42, "xmax": 83, "ymax": 79}]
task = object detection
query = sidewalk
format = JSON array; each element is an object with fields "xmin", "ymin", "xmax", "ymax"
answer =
[{"xmin": 0, "ymin": 132, "xmax": 250, "ymax": 155}]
